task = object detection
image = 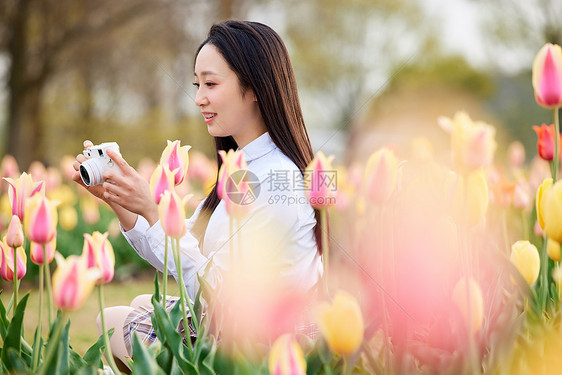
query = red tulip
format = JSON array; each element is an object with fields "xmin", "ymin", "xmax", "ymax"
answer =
[
  {"xmin": 533, "ymin": 123, "xmax": 557, "ymax": 161},
  {"xmin": 532, "ymin": 43, "xmax": 562, "ymax": 109}
]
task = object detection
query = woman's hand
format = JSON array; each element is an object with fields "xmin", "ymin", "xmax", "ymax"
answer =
[{"xmin": 100, "ymin": 148, "xmax": 159, "ymax": 226}]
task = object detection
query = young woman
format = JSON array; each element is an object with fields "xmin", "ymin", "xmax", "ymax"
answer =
[{"xmin": 73, "ymin": 20, "xmax": 322, "ymax": 369}]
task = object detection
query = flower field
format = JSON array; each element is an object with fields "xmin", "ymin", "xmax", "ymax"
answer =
[{"xmin": 1, "ymin": 43, "xmax": 562, "ymax": 374}]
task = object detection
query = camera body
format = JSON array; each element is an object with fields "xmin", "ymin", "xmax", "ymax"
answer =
[{"xmin": 79, "ymin": 142, "xmax": 122, "ymax": 186}]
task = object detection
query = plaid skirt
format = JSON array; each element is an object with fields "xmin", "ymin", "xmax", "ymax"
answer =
[
  {"xmin": 123, "ymin": 297, "xmax": 197, "ymax": 357},
  {"xmin": 123, "ymin": 297, "xmax": 320, "ymax": 357}
]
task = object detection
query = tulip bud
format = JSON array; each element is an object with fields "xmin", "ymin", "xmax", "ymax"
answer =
[
  {"xmin": 30, "ymin": 236, "xmax": 56, "ymax": 265},
  {"xmin": 3, "ymin": 172, "xmax": 44, "ymax": 221},
  {"xmin": 268, "ymin": 334, "xmax": 307, "ymax": 375},
  {"xmin": 532, "ymin": 43, "xmax": 562, "ymax": 109},
  {"xmin": 510, "ymin": 240, "xmax": 540, "ymax": 285},
  {"xmin": 23, "ymin": 194, "xmax": 58, "ymax": 244},
  {"xmin": 316, "ymin": 290, "xmax": 364, "ymax": 356},
  {"xmin": 6, "ymin": 215, "xmax": 24, "ymax": 248},
  {"xmin": 150, "ymin": 164, "xmax": 176, "ymax": 204},
  {"xmin": 452, "ymin": 278, "xmax": 484, "ymax": 334},
  {"xmin": 217, "ymin": 150, "xmax": 247, "ymax": 200},
  {"xmin": 158, "ymin": 190, "xmax": 190, "ymax": 238},
  {"xmin": 82, "ymin": 231, "xmax": 115, "ymax": 284},
  {"xmin": 533, "ymin": 124, "xmax": 556, "ymax": 161},
  {"xmin": 536, "ymin": 178, "xmax": 553, "ymax": 231},
  {"xmin": 0, "ymin": 239, "xmax": 26, "ymax": 281},
  {"xmin": 305, "ymin": 151, "xmax": 337, "ymax": 209},
  {"xmin": 52, "ymin": 253, "xmax": 99, "ymax": 312},
  {"xmin": 548, "ymin": 237, "xmax": 561, "ymax": 262},
  {"xmin": 160, "ymin": 140, "xmax": 191, "ymax": 185},
  {"xmin": 364, "ymin": 148, "xmax": 399, "ymax": 205}
]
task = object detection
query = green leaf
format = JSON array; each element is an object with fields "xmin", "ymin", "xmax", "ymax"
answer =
[
  {"xmin": 152, "ymin": 271, "xmax": 162, "ymax": 305},
  {"xmin": 131, "ymin": 333, "xmax": 166, "ymax": 375},
  {"xmin": 59, "ymin": 321, "xmax": 71, "ymax": 375},
  {"xmin": 0, "ymin": 290, "xmax": 10, "ymax": 339},
  {"xmin": 199, "ymin": 337, "xmax": 217, "ymax": 375},
  {"xmin": 82, "ymin": 329, "xmax": 114, "ymax": 368},
  {"xmin": 1, "ymin": 293, "xmax": 29, "ymax": 371},
  {"xmin": 151, "ymin": 302, "xmax": 198, "ymax": 374},
  {"xmin": 6, "ymin": 347, "xmax": 30, "ymax": 374},
  {"xmin": 74, "ymin": 366, "xmax": 97, "ymax": 375}
]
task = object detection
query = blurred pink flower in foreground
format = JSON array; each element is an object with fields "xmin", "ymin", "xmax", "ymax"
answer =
[
  {"xmin": 52, "ymin": 253, "xmax": 99, "ymax": 312},
  {"xmin": 364, "ymin": 147, "xmax": 399, "ymax": 205},
  {"xmin": 305, "ymin": 151, "xmax": 336, "ymax": 209},
  {"xmin": 3, "ymin": 172, "xmax": 44, "ymax": 221},
  {"xmin": 268, "ymin": 334, "xmax": 306, "ymax": 375}
]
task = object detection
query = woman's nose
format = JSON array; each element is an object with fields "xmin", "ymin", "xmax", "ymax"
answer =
[{"xmin": 195, "ymin": 88, "xmax": 208, "ymax": 107}]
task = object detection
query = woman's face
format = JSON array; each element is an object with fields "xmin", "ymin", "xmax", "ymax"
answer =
[{"xmin": 194, "ymin": 44, "xmax": 263, "ymax": 147}]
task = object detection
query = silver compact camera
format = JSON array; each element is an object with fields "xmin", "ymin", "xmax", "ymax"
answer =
[{"xmin": 79, "ymin": 142, "xmax": 122, "ymax": 186}]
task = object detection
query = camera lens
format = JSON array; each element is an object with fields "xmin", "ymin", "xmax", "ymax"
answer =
[{"xmin": 80, "ymin": 158, "xmax": 105, "ymax": 186}]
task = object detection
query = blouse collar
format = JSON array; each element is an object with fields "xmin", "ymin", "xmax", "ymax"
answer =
[{"xmin": 239, "ymin": 132, "xmax": 277, "ymax": 162}]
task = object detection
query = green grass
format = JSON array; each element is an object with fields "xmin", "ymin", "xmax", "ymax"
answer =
[{"xmin": 1, "ymin": 273, "xmax": 181, "ymax": 355}]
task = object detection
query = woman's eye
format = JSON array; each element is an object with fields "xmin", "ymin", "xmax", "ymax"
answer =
[
  {"xmin": 192, "ymin": 82, "xmax": 200, "ymax": 88},
  {"xmin": 205, "ymin": 82, "xmax": 216, "ymax": 87}
]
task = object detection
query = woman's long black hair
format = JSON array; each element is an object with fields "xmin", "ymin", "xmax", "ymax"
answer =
[{"xmin": 191, "ymin": 20, "xmax": 322, "ymax": 252}]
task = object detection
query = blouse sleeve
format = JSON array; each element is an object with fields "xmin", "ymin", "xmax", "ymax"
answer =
[{"xmin": 121, "ymin": 199, "xmax": 212, "ymax": 300}]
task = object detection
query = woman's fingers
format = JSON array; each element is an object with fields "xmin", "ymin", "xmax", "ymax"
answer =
[
  {"xmin": 83, "ymin": 140, "xmax": 94, "ymax": 148},
  {"xmin": 106, "ymin": 149, "xmax": 131, "ymax": 175}
]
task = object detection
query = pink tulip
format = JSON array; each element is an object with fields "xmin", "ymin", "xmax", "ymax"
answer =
[
  {"xmin": 52, "ymin": 253, "xmax": 99, "ymax": 312},
  {"xmin": 305, "ymin": 151, "xmax": 337, "ymax": 209},
  {"xmin": 3, "ymin": 172, "xmax": 44, "ymax": 221},
  {"xmin": 160, "ymin": 140, "xmax": 191, "ymax": 185},
  {"xmin": 1, "ymin": 154, "xmax": 20, "ymax": 180},
  {"xmin": 364, "ymin": 148, "xmax": 399, "ymax": 205},
  {"xmin": 532, "ymin": 43, "xmax": 562, "ymax": 109},
  {"xmin": 149, "ymin": 164, "xmax": 176, "ymax": 204},
  {"xmin": 30, "ymin": 236, "xmax": 56, "ymax": 265},
  {"xmin": 82, "ymin": 231, "xmax": 115, "ymax": 284},
  {"xmin": 268, "ymin": 334, "xmax": 307, "ymax": 375},
  {"xmin": 223, "ymin": 170, "xmax": 254, "ymax": 219},
  {"xmin": 158, "ymin": 190, "xmax": 190, "ymax": 238},
  {"xmin": 0, "ymin": 240, "xmax": 27, "ymax": 281},
  {"xmin": 24, "ymin": 194, "xmax": 58, "ymax": 244},
  {"xmin": 6, "ymin": 215, "xmax": 24, "ymax": 248}
]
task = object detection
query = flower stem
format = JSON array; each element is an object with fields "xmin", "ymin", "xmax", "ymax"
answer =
[
  {"xmin": 43, "ymin": 248, "xmax": 54, "ymax": 326},
  {"xmin": 163, "ymin": 235, "xmax": 169, "ymax": 307},
  {"xmin": 32, "ymin": 264, "xmax": 44, "ymax": 371},
  {"xmin": 12, "ymin": 247, "xmax": 18, "ymax": 318},
  {"xmin": 320, "ymin": 209, "xmax": 329, "ymax": 296},
  {"xmin": 553, "ymin": 108, "xmax": 559, "ymax": 182},
  {"xmin": 172, "ymin": 237, "xmax": 197, "ymax": 352},
  {"xmin": 98, "ymin": 285, "xmax": 121, "ymax": 374},
  {"xmin": 540, "ymin": 236, "xmax": 549, "ymax": 313},
  {"xmin": 37, "ymin": 312, "xmax": 67, "ymax": 375}
]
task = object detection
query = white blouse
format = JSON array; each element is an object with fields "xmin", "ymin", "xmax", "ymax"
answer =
[{"xmin": 122, "ymin": 132, "xmax": 323, "ymax": 299}]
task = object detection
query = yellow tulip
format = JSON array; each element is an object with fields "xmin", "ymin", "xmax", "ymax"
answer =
[
  {"xmin": 536, "ymin": 178, "xmax": 553, "ymax": 231},
  {"xmin": 452, "ymin": 278, "xmax": 484, "ymax": 334},
  {"xmin": 52, "ymin": 253, "xmax": 99, "ymax": 312},
  {"xmin": 544, "ymin": 181, "xmax": 562, "ymax": 243},
  {"xmin": 548, "ymin": 238, "xmax": 561, "ymax": 262},
  {"xmin": 316, "ymin": 290, "xmax": 364, "ymax": 356},
  {"xmin": 552, "ymin": 266, "xmax": 562, "ymax": 299},
  {"xmin": 510, "ymin": 240, "xmax": 540, "ymax": 285},
  {"xmin": 268, "ymin": 334, "xmax": 306, "ymax": 375},
  {"xmin": 59, "ymin": 205, "xmax": 78, "ymax": 231}
]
